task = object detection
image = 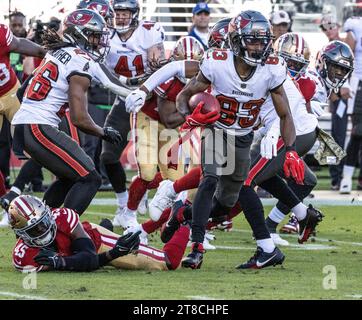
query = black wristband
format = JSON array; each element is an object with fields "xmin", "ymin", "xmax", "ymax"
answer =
[{"xmin": 285, "ymin": 143, "xmax": 296, "ymax": 152}]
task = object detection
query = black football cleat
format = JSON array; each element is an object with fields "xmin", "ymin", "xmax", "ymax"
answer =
[
  {"xmin": 181, "ymin": 242, "xmax": 205, "ymax": 270},
  {"xmin": 100, "ymin": 218, "xmax": 114, "ymax": 232},
  {"xmin": 298, "ymin": 204, "xmax": 324, "ymax": 244},
  {"xmin": 160, "ymin": 200, "xmax": 184, "ymax": 243},
  {"xmin": 236, "ymin": 246, "xmax": 285, "ymax": 269},
  {"xmin": 0, "ymin": 191, "xmax": 19, "ymax": 211}
]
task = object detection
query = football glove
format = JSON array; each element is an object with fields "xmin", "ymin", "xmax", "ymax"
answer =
[
  {"xmin": 102, "ymin": 127, "xmax": 122, "ymax": 145},
  {"xmin": 283, "ymin": 150, "xmax": 305, "ymax": 185},
  {"xmin": 108, "ymin": 231, "xmax": 141, "ymax": 259},
  {"xmin": 181, "ymin": 101, "xmax": 220, "ymax": 131},
  {"xmin": 34, "ymin": 249, "xmax": 65, "ymax": 270},
  {"xmin": 260, "ymin": 127, "xmax": 279, "ymax": 159},
  {"xmin": 125, "ymin": 89, "xmax": 147, "ymax": 113}
]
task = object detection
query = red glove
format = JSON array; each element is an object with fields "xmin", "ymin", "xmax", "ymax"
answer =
[
  {"xmin": 181, "ymin": 101, "xmax": 220, "ymax": 131},
  {"xmin": 283, "ymin": 150, "xmax": 305, "ymax": 185}
]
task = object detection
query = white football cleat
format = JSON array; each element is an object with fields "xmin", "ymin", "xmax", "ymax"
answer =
[
  {"xmin": 270, "ymin": 233, "xmax": 289, "ymax": 246},
  {"xmin": 187, "ymin": 237, "xmax": 216, "ymax": 250},
  {"xmin": 0, "ymin": 211, "xmax": 9, "ymax": 228},
  {"xmin": 113, "ymin": 207, "xmax": 138, "ymax": 229},
  {"xmin": 123, "ymin": 224, "xmax": 148, "ymax": 245},
  {"xmin": 149, "ymin": 180, "xmax": 177, "ymax": 221},
  {"xmin": 205, "ymin": 231, "xmax": 216, "ymax": 241},
  {"xmin": 137, "ymin": 190, "xmax": 149, "ymax": 215},
  {"xmin": 112, "ymin": 206, "xmax": 126, "ymax": 227},
  {"xmin": 339, "ymin": 177, "xmax": 352, "ymax": 194}
]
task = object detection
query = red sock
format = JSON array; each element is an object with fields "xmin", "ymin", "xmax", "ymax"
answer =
[
  {"xmin": 142, "ymin": 207, "xmax": 171, "ymax": 234},
  {"xmin": 0, "ymin": 172, "xmax": 6, "ymax": 197},
  {"xmin": 173, "ymin": 166, "xmax": 201, "ymax": 194},
  {"xmin": 163, "ymin": 225, "xmax": 190, "ymax": 270},
  {"xmin": 227, "ymin": 202, "xmax": 242, "ymax": 220},
  {"xmin": 147, "ymin": 172, "xmax": 163, "ymax": 190},
  {"xmin": 127, "ymin": 177, "xmax": 149, "ymax": 210}
]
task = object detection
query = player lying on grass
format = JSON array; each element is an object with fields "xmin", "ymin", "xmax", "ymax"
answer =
[{"xmin": 9, "ymin": 195, "xmax": 191, "ymax": 272}]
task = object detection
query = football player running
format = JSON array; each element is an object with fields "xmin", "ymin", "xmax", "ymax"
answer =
[
  {"xmin": 127, "ymin": 12, "xmax": 302, "ymax": 269},
  {"xmin": 100, "ymin": 0, "xmax": 167, "ymax": 228},
  {"xmin": 120, "ymin": 36, "xmax": 204, "ymax": 230},
  {"xmin": 9, "ymin": 195, "xmax": 190, "ymax": 272},
  {"xmin": 11, "ymin": 9, "xmax": 126, "ymax": 216},
  {"xmin": 272, "ymin": 39, "xmax": 354, "ymax": 240}
]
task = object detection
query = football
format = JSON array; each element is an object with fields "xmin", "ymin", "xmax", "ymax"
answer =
[{"xmin": 188, "ymin": 92, "xmax": 221, "ymax": 114}]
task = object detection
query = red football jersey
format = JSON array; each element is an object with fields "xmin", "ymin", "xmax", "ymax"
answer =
[
  {"xmin": 12, "ymin": 208, "xmax": 102, "ymax": 272},
  {"xmin": 0, "ymin": 24, "xmax": 18, "ymax": 97},
  {"xmin": 155, "ymin": 77, "xmax": 185, "ymax": 103},
  {"xmin": 140, "ymin": 93, "xmax": 160, "ymax": 121},
  {"xmin": 296, "ymin": 75, "xmax": 316, "ymax": 104},
  {"xmin": 141, "ymin": 77, "xmax": 185, "ymax": 124}
]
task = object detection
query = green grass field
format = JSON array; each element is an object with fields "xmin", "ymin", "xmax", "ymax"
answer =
[{"xmin": 1, "ymin": 200, "xmax": 361, "ymax": 300}]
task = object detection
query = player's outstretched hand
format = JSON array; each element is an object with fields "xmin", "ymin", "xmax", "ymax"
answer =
[
  {"xmin": 109, "ymin": 231, "xmax": 141, "ymax": 259},
  {"xmin": 102, "ymin": 127, "xmax": 122, "ymax": 145},
  {"xmin": 125, "ymin": 89, "xmax": 147, "ymax": 113}
]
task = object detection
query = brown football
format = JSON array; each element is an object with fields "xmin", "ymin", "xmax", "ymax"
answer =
[{"xmin": 188, "ymin": 92, "xmax": 221, "ymax": 114}]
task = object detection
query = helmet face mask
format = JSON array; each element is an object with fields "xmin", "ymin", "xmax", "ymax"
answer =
[
  {"xmin": 316, "ymin": 40, "xmax": 354, "ymax": 91},
  {"xmin": 8, "ymin": 196, "xmax": 57, "ymax": 248},
  {"xmin": 113, "ymin": 0, "xmax": 139, "ymax": 34},
  {"xmin": 63, "ymin": 9, "xmax": 110, "ymax": 62},
  {"xmin": 228, "ymin": 11, "xmax": 274, "ymax": 66},
  {"xmin": 274, "ymin": 33, "xmax": 310, "ymax": 79}
]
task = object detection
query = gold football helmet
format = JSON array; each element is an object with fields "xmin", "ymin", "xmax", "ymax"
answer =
[
  {"xmin": 8, "ymin": 195, "xmax": 57, "ymax": 247},
  {"xmin": 274, "ymin": 32, "xmax": 310, "ymax": 79},
  {"xmin": 171, "ymin": 36, "xmax": 205, "ymax": 62}
]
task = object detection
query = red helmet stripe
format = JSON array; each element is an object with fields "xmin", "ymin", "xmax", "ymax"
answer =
[
  {"xmin": 295, "ymin": 34, "xmax": 299, "ymax": 53},
  {"xmin": 14, "ymin": 198, "xmax": 33, "ymax": 220},
  {"xmin": 190, "ymin": 38, "xmax": 194, "ymax": 60},
  {"xmin": 301, "ymin": 36, "xmax": 305, "ymax": 55}
]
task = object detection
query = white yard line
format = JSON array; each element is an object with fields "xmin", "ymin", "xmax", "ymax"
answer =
[
  {"xmin": 186, "ymin": 295, "xmax": 221, "ymax": 300},
  {"xmin": 345, "ymin": 294, "xmax": 362, "ymax": 299},
  {"xmin": 216, "ymin": 244, "xmax": 337, "ymax": 251},
  {"xmin": 232, "ymin": 228, "xmax": 362, "ymax": 247},
  {"xmin": 0, "ymin": 291, "xmax": 47, "ymax": 300}
]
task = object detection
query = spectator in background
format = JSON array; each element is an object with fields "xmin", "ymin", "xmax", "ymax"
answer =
[
  {"xmin": 319, "ymin": 14, "xmax": 356, "ymax": 190},
  {"xmin": 188, "ymin": 2, "xmax": 211, "ymax": 50},
  {"xmin": 0, "ymin": 12, "xmax": 28, "ymax": 198},
  {"xmin": 270, "ymin": 10, "xmax": 291, "ymax": 42},
  {"xmin": 340, "ymin": 11, "xmax": 362, "ymax": 193}
]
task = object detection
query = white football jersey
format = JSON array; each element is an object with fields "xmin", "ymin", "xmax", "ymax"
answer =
[
  {"xmin": 105, "ymin": 20, "xmax": 165, "ymax": 77},
  {"xmin": 306, "ymin": 67, "xmax": 329, "ymax": 103},
  {"xmin": 12, "ymin": 47, "xmax": 97, "ymax": 127},
  {"xmin": 344, "ymin": 17, "xmax": 362, "ymax": 79},
  {"xmin": 259, "ymin": 75, "xmax": 318, "ymax": 136},
  {"xmin": 200, "ymin": 49, "xmax": 287, "ymax": 136}
]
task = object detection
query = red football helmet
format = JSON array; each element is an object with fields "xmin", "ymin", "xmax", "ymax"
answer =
[
  {"xmin": 208, "ymin": 18, "xmax": 231, "ymax": 49},
  {"xmin": 228, "ymin": 10, "xmax": 274, "ymax": 66},
  {"xmin": 171, "ymin": 36, "xmax": 204, "ymax": 62}
]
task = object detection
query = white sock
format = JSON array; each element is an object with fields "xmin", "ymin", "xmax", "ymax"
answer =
[
  {"xmin": 342, "ymin": 165, "xmax": 355, "ymax": 179},
  {"xmin": 292, "ymin": 202, "xmax": 307, "ymax": 221},
  {"xmin": 256, "ymin": 238, "xmax": 275, "ymax": 253},
  {"xmin": 116, "ymin": 190, "xmax": 129, "ymax": 208},
  {"xmin": 268, "ymin": 207, "xmax": 286, "ymax": 224},
  {"xmin": 10, "ymin": 186, "xmax": 21, "ymax": 195}
]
